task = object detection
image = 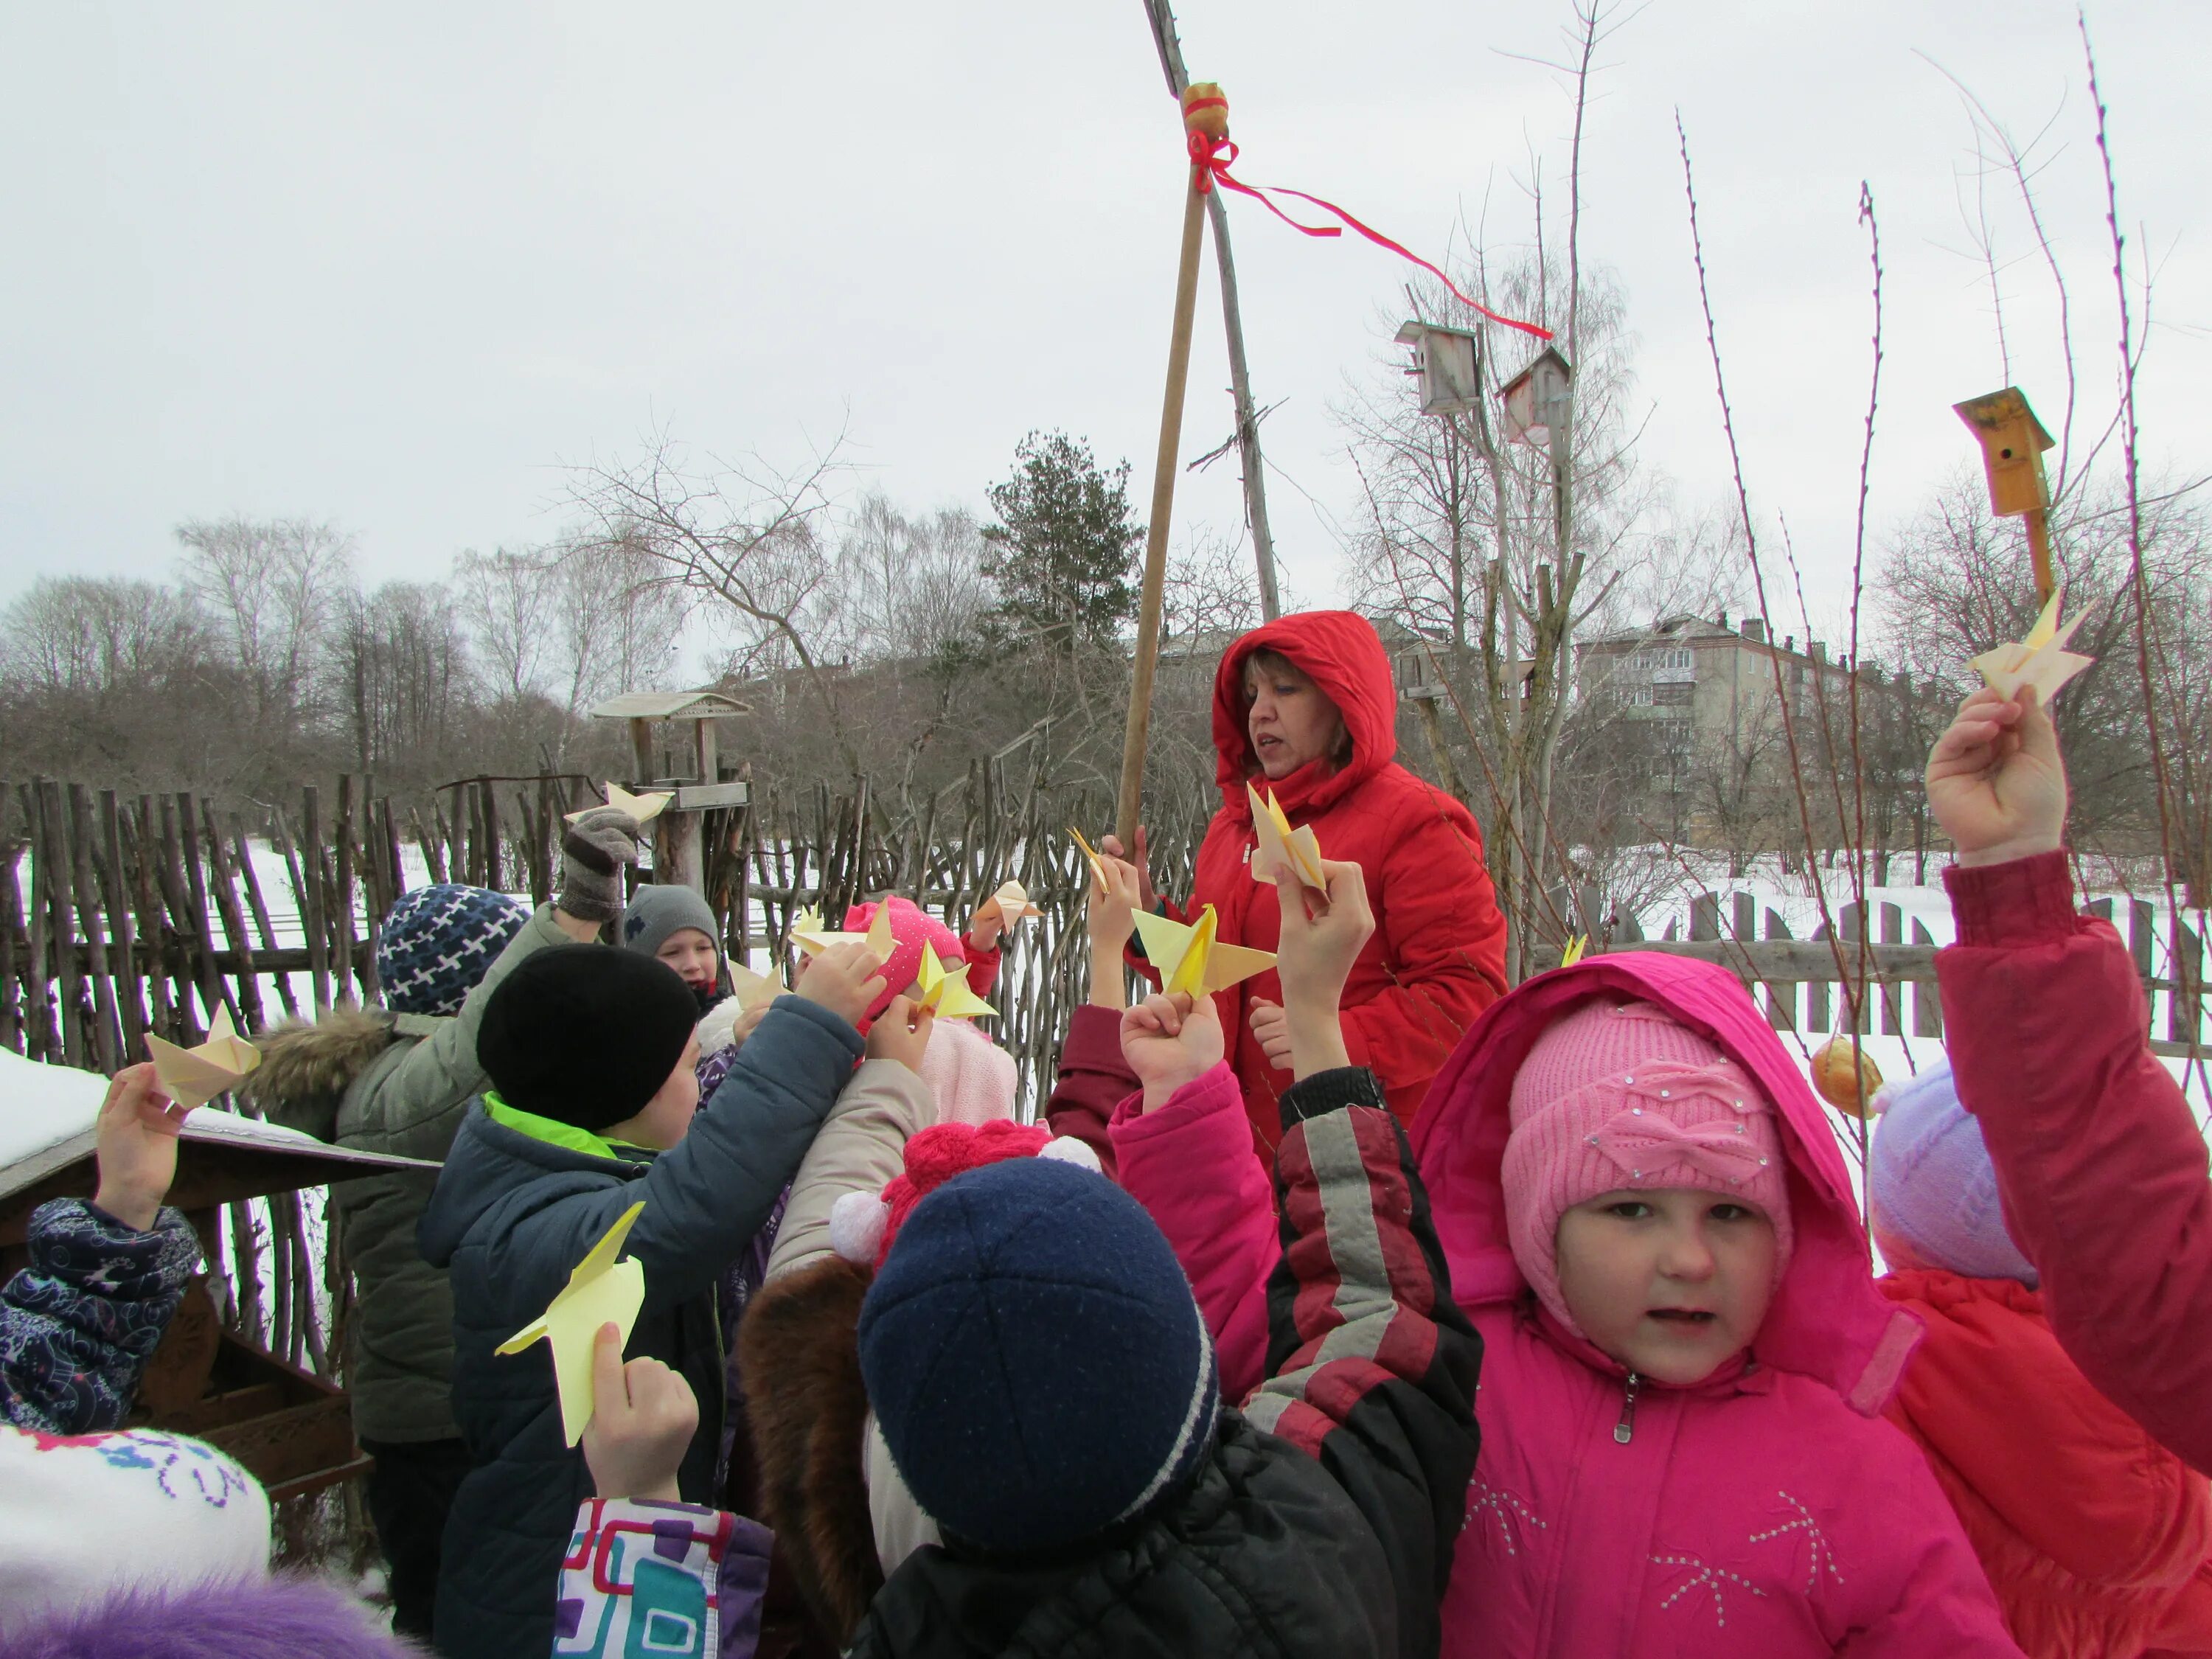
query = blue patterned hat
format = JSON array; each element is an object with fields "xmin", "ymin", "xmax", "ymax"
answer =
[{"xmin": 377, "ymin": 884, "xmax": 530, "ymax": 1017}]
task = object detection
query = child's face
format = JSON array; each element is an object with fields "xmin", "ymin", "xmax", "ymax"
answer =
[
  {"xmin": 612, "ymin": 1034, "xmax": 703, "ymax": 1150},
  {"xmin": 655, "ymin": 928, "xmax": 720, "ymax": 993},
  {"xmin": 1554, "ymin": 1188, "xmax": 1778, "ymax": 1385}
]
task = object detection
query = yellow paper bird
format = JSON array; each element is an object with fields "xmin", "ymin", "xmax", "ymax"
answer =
[
  {"xmin": 1969, "ymin": 589, "xmax": 2095, "ymax": 706},
  {"xmin": 144, "ymin": 1006, "xmax": 262, "ymax": 1112},
  {"xmin": 1070, "ymin": 827, "xmax": 1108, "ymax": 886},
  {"xmin": 975, "ymin": 880, "xmax": 1043, "ymax": 933},
  {"xmin": 1559, "ymin": 935, "xmax": 1589, "ymax": 969},
  {"xmin": 1130, "ymin": 904, "xmax": 1276, "ymax": 998},
  {"xmin": 728, "ymin": 962, "xmax": 786, "ymax": 1014},
  {"xmin": 494, "ymin": 1201, "xmax": 648, "ymax": 1447},
  {"xmin": 792, "ymin": 902, "xmax": 896, "ymax": 961},
  {"xmin": 565, "ymin": 783, "xmax": 674, "ymax": 827},
  {"xmin": 916, "ymin": 940, "xmax": 998, "ymax": 1019},
  {"xmin": 1246, "ymin": 783, "xmax": 1326, "ymax": 893}
]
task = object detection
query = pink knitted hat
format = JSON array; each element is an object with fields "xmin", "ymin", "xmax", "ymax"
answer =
[
  {"xmin": 1501, "ymin": 998, "xmax": 1793, "ymax": 1336},
  {"xmin": 842, "ymin": 896, "xmax": 967, "ymax": 1027}
]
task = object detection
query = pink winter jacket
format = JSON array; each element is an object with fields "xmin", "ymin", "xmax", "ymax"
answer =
[{"xmin": 1116, "ymin": 953, "xmax": 2023, "ymax": 1658}]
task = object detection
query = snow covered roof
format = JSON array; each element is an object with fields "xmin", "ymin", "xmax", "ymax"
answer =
[{"xmin": 0, "ymin": 1048, "xmax": 438, "ymax": 1246}]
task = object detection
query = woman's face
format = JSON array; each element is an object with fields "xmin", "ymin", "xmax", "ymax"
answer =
[{"xmin": 1244, "ymin": 656, "xmax": 1346, "ymax": 781}]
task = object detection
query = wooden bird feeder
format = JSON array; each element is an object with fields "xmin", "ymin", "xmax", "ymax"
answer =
[
  {"xmin": 1498, "ymin": 348, "xmax": 1574, "ymax": 448},
  {"xmin": 588, "ymin": 689, "xmax": 753, "ymax": 897},
  {"xmin": 0, "ymin": 1051, "xmax": 442, "ymax": 1501},
  {"xmin": 1394, "ymin": 321, "xmax": 1484, "ymax": 417},
  {"xmin": 1953, "ymin": 386, "xmax": 2057, "ymax": 598}
]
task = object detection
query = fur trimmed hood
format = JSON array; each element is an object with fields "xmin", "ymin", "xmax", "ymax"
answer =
[
  {"xmin": 0, "ymin": 1573, "xmax": 417, "ymax": 1658},
  {"xmin": 240, "ymin": 1009, "xmax": 397, "ymax": 1140},
  {"xmin": 739, "ymin": 1256, "xmax": 882, "ymax": 1647}
]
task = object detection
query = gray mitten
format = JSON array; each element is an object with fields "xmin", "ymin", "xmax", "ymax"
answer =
[{"xmin": 559, "ymin": 805, "xmax": 642, "ymax": 922}]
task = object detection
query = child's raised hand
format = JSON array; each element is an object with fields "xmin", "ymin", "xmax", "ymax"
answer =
[
  {"xmin": 1925, "ymin": 686, "xmax": 2068, "ymax": 868},
  {"xmin": 796, "ymin": 942, "xmax": 888, "ymax": 1029},
  {"xmin": 1088, "ymin": 853, "xmax": 1144, "ymax": 961},
  {"xmin": 93, "ymin": 1062, "xmax": 189, "ymax": 1233},
  {"xmin": 1120, "ymin": 990, "xmax": 1224, "ymax": 1112},
  {"xmin": 582, "ymin": 1322, "xmax": 699, "ymax": 1504},
  {"xmin": 864, "ymin": 994, "xmax": 935, "ymax": 1075},
  {"xmin": 1268, "ymin": 857, "xmax": 1373, "ymax": 1079},
  {"xmin": 1099, "ymin": 829, "xmax": 1158, "ymax": 913}
]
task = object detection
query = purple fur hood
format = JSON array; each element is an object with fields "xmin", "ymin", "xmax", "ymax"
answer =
[{"xmin": 0, "ymin": 1576, "xmax": 417, "ymax": 1659}]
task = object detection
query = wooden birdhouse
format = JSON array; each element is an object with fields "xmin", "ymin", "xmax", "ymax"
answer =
[
  {"xmin": 1498, "ymin": 347, "xmax": 1574, "ymax": 448},
  {"xmin": 1952, "ymin": 387, "xmax": 2054, "ymax": 519},
  {"xmin": 588, "ymin": 689, "xmax": 752, "ymax": 897},
  {"xmin": 1394, "ymin": 321, "xmax": 1483, "ymax": 417}
]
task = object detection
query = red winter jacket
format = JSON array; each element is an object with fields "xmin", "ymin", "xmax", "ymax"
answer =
[
  {"xmin": 1155, "ymin": 611, "xmax": 1507, "ymax": 1151},
  {"xmin": 1938, "ymin": 852, "xmax": 2212, "ymax": 1481},
  {"xmin": 1878, "ymin": 1267, "xmax": 2212, "ymax": 1659}
]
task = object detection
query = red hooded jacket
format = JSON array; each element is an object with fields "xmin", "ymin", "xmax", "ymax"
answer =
[
  {"xmin": 1877, "ymin": 1267, "xmax": 2212, "ymax": 1659},
  {"xmin": 1161, "ymin": 611, "xmax": 1507, "ymax": 1149}
]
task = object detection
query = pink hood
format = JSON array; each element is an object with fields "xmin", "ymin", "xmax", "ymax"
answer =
[{"xmin": 1412, "ymin": 951, "xmax": 1921, "ymax": 1415}]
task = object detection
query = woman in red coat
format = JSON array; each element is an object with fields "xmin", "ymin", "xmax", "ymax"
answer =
[{"xmin": 1121, "ymin": 611, "xmax": 1507, "ymax": 1151}]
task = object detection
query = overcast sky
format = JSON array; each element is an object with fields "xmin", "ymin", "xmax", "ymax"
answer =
[{"xmin": 2, "ymin": 1, "xmax": 2204, "ymax": 647}]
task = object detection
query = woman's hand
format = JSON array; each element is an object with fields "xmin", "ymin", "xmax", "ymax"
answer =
[
  {"xmin": 1926, "ymin": 686, "xmax": 2068, "ymax": 868},
  {"xmin": 1120, "ymin": 991, "xmax": 1224, "ymax": 1113},
  {"xmin": 1268, "ymin": 857, "xmax": 1374, "ymax": 1079},
  {"xmin": 864, "ymin": 995, "xmax": 936, "ymax": 1076},
  {"xmin": 582, "ymin": 1323, "xmax": 699, "ymax": 1504},
  {"xmin": 1246, "ymin": 1000, "xmax": 1293, "ymax": 1071},
  {"xmin": 92, "ymin": 1062, "xmax": 189, "ymax": 1233}
]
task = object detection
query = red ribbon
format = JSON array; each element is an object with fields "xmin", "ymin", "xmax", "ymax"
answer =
[{"xmin": 1183, "ymin": 123, "xmax": 1554, "ymax": 343}]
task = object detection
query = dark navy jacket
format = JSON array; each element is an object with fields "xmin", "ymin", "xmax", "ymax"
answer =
[{"xmin": 418, "ymin": 993, "xmax": 861, "ymax": 1659}]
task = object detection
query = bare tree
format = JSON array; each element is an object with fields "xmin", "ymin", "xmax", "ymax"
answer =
[
  {"xmin": 453, "ymin": 546, "xmax": 560, "ymax": 705},
  {"xmin": 568, "ymin": 433, "xmax": 863, "ymax": 778},
  {"xmin": 175, "ymin": 515, "xmax": 352, "ymax": 735}
]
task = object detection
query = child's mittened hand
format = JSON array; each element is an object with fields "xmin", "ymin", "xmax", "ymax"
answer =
[
  {"xmin": 582, "ymin": 1322, "xmax": 699, "ymax": 1504},
  {"xmin": 796, "ymin": 942, "xmax": 889, "ymax": 1028},
  {"xmin": 864, "ymin": 995, "xmax": 935, "ymax": 1075},
  {"xmin": 1120, "ymin": 991, "xmax": 1224, "ymax": 1110},
  {"xmin": 93, "ymin": 1062, "xmax": 189, "ymax": 1233},
  {"xmin": 1925, "ymin": 686, "xmax": 2069, "ymax": 867},
  {"xmin": 559, "ymin": 807, "xmax": 643, "ymax": 922}
]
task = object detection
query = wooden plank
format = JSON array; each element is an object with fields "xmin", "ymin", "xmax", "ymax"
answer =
[
  {"xmin": 293, "ymin": 791, "xmax": 330, "ymax": 1016},
  {"xmin": 2173, "ymin": 921, "xmax": 2205, "ymax": 1048},
  {"xmin": 333, "ymin": 775, "xmax": 361, "ymax": 1004},
  {"xmin": 97, "ymin": 791, "xmax": 145, "ymax": 1056},
  {"xmin": 232, "ymin": 813, "xmax": 299, "ymax": 1021},
  {"xmin": 1608, "ymin": 939, "xmax": 1941, "ymax": 980},
  {"xmin": 1910, "ymin": 917, "xmax": 1944, "ymax": 1035},
  {"xmin": 1877, "ymin": 902, "xmax": 1904, "ymax": 1035},
  {"xmin": 200, "ymin": 798, "xmax": 263, "ymax": 1040},
  {"xmin": 37, "ymin": 782, "xmax": 86, "ymax": 1068},
  {"xmin": 1761, "ymin": 909, "xmax": 1795, "ymax": 1032},
  {"xmin": 1690, "ymin": 891, "xmax": 1719, "ymax": 942}
]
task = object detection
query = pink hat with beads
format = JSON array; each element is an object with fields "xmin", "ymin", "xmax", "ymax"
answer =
[{"xmin": 1501, "ymin": 998, "xmax": 1793, "ymax": 1336}]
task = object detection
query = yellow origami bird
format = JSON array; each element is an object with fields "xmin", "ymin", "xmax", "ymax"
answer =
[
  {"xmin": 1246, "ymin": 783, "xmax": 1326, "ymax": 893},
  {"xmin": 144, "ymin": 1006, "xmax": 262, "ymax": 1112},
  {"xmin": 974, "ymin": 880, "xmax": 1043, "ymax": 933},
  {"xmin": 727, "ymin": 962, "xmax": 786, "ymax": 1014},
  {"xmin": 1970, "ymin": 589, "xmax": 2095, "ymax": 705},
  {"xmin": 792, "ymin": 902, "xmax": 896, "ymax": 961},
  {"xmin": 565, "ymin": 783, "xmax": 674, "ymax": 826},
  {"xmin": 495, "ymin": 1201, "xmax": 647, "ymax": 1447},
  {"xmin": 1559, "ymin": 935, "xmax": 1590, "ymax": 969},
  {"xmin": 1070, "ymin": 827, "xmax": 1108, "ymax": 886},
  {"xmin": 1130, "ymin": 904, "xmax": 1276, "ymax": 998},
  {"xmin": 916, "ymin": 940, "xmax": 997, "ymax": 1019}
]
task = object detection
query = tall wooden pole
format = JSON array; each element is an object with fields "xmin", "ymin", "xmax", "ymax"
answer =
[
  {"xmin": 1116, "ymin": 147, "xmax": 1210, "ymax": 847},
  {"xmin": 1142, "ymin": 0, "xmax": 1281, "ymax": 619}
]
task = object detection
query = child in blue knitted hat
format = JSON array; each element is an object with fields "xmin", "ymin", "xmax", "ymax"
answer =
[
  {"xmin": 563, "ymin": 856, "xmax": 1481, "ymax": 1659},
  {"xmin": 1870, "ymin": 1060, "xmax": 2212, "ymax": 1658}
]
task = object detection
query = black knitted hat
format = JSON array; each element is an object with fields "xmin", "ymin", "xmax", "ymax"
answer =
[{"xmin": 476, "ymin": 945, "xmax": 698, "ymax": 1133}]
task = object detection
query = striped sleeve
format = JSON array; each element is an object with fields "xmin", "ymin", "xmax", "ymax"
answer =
[{"xmin": 1242, "ymin": 1066, "xmax": 1482, "ymax": 1656}]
